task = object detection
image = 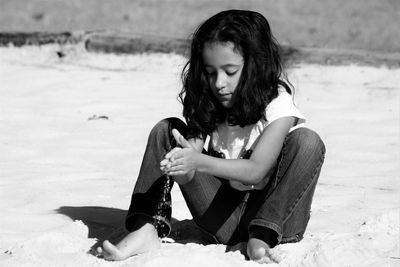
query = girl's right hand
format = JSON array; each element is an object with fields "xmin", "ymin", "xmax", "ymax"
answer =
[
  {"xmin": 160, "ymin": 147, "xmax": 182, "ymax": 173},
  {"xmin": 160, "ymin": 146, "xmax": 196, "ymax": 184}
]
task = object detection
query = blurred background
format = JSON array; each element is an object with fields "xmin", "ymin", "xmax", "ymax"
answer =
[{"xmin": 0, "ymin": 0, "xmax": 399, "ymax": 52}]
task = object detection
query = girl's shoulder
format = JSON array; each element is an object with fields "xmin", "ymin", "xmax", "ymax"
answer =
[
  {"xmin": 265, "ymin": 86, "xmax": 305, "ymax": 125},
  {"xmin": 276, "ymin": 85, "xmax": 292, "ymax": 99}
]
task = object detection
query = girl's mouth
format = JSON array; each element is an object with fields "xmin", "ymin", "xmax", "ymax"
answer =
[
  {"xmin": 218, "ymin": 93, "xmax": 231, "ymax": 98},
  {"xmin": 219, "ymin": 95, "xmax": 231, "ymax": 102}
]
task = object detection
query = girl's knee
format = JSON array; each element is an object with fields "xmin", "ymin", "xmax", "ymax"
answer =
[
  {"xmin": 150, "ymin": 117, "xmax": 186, "ymax": 138},
  {"xmin": 288, "ymin": 128, "xmax": 326, "ymax": 156}
]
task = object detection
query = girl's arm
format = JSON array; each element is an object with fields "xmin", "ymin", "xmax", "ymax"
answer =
[{"xmin": 166, "ymin": 116, "xmax": 295, "ymax": 185}]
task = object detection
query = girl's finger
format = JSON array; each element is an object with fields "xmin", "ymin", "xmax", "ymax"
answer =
[
  {"xmin": 160, "ymin": 158, "xmax": 169, "ymax": 166},
  {"xmin": 169, "ymin": 151, "xmax": 183, "ymax": 162},
  {"xmin": 169, "ymin": 158, "xmax": 184, "ymax": 167},
  {"xmin": 172, "ymin": 129, "xmax": 192, "ymax": 148},
  {"xmin": 160, "ymin": 160, "xmax": 172, "ymax": 170},
  {"xmin": 165, "ymin": 147, "xmax": 182, "ymax": 159},
  {"xmin": 172, "ymin": 129, "xmax": 182, "ymax": 145},
  {"xmin": 166, "ymin": 163, "xmax": 184, "ymax": 172}
]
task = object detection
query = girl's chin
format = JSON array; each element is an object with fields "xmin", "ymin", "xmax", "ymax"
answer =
[{"xmin": 220, "ymin": 100, "xmax": 233, "ymax": 108}]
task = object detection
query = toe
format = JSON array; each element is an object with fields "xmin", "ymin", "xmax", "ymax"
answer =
[
  {"xmin": 247, "ymin": 238, "xmax": 271, "ymax": 261},
  {"xmin": 248, "ymin": 246, "xmax": 266, "ymax": 261},
  {"xmin": 102, "ymin": 240, "xmax": 123, "ymax": 261}
]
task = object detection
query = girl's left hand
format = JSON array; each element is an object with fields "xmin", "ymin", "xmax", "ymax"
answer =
[{"xmin": 164, "ymin": 129, "xmax": 200, "ymax": 176}]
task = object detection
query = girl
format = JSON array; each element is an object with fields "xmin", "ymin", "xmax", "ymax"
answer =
[{"xmin": 97, "ymin": 9, "xmax": 326, "ymax": 263}]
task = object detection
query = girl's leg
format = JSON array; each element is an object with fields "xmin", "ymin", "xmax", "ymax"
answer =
[
  {"xmin": 99, "ymin": 117, "xmax": 186, "ymax": 260},
  {"xmin": 243, "ymin": 128, "xmax": 325, "ymax": 259},
  {"xmin": 125, "ymin": 117, "xmax": 187, "ymax": 236},
  {"xmin": 179, "ymin": 174, "xmax": 247, "ymax": 244},
  {"xmin": 125, "ymin": 117, "xmax": 247, "ymax": 245}
]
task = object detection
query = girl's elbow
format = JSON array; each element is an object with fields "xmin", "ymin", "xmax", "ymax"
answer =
[
  {"xmin": 246, "ymin": 162, "xmax": 268, "ymax": 184},
  {"xmin": 248, "ymin": 171, "xmax": 266, "ymax": 184}
]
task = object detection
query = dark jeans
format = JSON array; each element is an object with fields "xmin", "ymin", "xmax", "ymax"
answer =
[{"xmin": 126, "ymin": 117, "xmax": 326, "ymax": 246}]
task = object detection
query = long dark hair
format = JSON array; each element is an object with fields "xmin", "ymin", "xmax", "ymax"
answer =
[{"xmin": 180, "ymin": 9, "xmax": 291, "ymax": 139}]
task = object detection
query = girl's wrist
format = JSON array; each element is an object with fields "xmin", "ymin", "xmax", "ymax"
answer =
[
  {"xmin": 194, "ymin": 153, "xmax": 208, "ymax": 173},
  {"xmin": 192, "ymin": 151, "xmax": 201, "ymax": 172}
]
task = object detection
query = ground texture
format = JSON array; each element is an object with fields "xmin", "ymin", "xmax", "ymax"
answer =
[{"xmin": 0, "ymin": 44, "xmax": 399, "ymax": 266}]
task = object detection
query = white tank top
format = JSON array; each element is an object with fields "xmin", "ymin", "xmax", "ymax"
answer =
[{"xmin": 209, "ymin": 87, "xmax": 305, "ymax": 190}]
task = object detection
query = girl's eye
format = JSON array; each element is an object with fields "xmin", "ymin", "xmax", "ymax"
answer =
[
  {"xmin": 204, "ymin": 69, "xmax": 237, "ymax": 76},
  {"xmin": 226, "ymin": 70, "xmax": 237, "ymax": 76}
]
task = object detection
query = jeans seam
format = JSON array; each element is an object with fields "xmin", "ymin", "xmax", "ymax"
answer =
[
  {"xmin": 282, "ymin": 153, "xmax": 325, "ymax": 224},
  {"xmin": 238, "ymin": 192, "xmax": 250, "ymax": 228},
  {"xmin": 274, "ymin": 135, "xmax": 290, "ymax": 187}
]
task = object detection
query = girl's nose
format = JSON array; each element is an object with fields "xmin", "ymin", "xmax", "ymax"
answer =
[{"xmin": 215, "ymin": 73, "xmax": 227, "ymax": 89}]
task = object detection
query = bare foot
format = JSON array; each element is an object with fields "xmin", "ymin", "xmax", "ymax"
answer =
[
  {"xmin": 247, "ymin": 238, "xmax": 279, "ymax": 263},
  {"xmin": 97, "ymin": 223, "xmax": 160, "ymax": 261}
]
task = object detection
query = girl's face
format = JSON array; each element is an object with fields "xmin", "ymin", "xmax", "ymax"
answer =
[{"xmin": 202, "ymin": 41, "xmax": 244, "ymax": 108}]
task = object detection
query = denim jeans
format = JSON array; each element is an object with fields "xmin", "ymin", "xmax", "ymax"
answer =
[{"xmin": 126, "ymin": 117, "xmax": 326, "ymax": 246}]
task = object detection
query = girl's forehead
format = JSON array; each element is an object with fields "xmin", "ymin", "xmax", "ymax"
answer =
[
  {"xmin": 203, "ymin": 41, "xmax": 241, "ymax": 53},
  {"xmin": 202, "ymin": 41, "xmax": 244, "ymax": 66}
]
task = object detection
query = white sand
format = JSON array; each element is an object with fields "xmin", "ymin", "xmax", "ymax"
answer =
[{"xmin": 0, "ymin": 44, "xmax": 399, "ymax": 267}]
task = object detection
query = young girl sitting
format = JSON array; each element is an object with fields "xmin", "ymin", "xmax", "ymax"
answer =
[{"xmin": 97, "ymin": 9, "xmax": 326, "ymax": 263}]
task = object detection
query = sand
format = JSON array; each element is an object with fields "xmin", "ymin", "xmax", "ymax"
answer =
[{"xmin": 0, "ymin": 44, "xmax": 399, "ymax": 266}]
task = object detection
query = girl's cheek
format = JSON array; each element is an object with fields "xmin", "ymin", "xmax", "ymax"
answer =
[{"xmin": 207, "ymin": 77, "xmax": 216, "ymax": 88}]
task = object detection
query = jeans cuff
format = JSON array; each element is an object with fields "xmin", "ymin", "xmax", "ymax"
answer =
[
  {"xmin": 281, "ymin": 233, "xmax": 304, "ymax": 244},
  {"xmin": 125, "ymin": 212, "xmax": 171, "ymax": 238},
  {"xmin": 153, "ymin": 215, "xmax": 172, "ymax": 238},
  {"xmin": 249, "ymin": 219, "xmax": 282, "ymax": 244}
]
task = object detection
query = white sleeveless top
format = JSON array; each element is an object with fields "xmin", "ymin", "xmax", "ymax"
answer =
[{"xmin": 209, "ymin": 87, "xmax": 305, "ymax": 190}]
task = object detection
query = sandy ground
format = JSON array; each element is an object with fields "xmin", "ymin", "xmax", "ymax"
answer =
[{"xmin": 0, "ymin": 44, "xmax": 399, "ymax": 266}]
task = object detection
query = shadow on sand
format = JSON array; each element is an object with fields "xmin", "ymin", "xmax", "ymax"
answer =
[{"xmin": 56, "ymin": 206, "xmax": 214, "ymax": 251}]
